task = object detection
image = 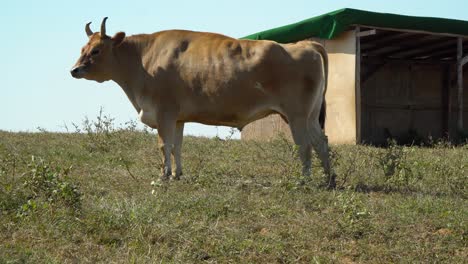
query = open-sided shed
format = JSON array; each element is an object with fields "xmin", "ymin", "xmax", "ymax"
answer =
[{"xmin": 240, "ymin": 8, "xmax": 468, "ymax": 144}]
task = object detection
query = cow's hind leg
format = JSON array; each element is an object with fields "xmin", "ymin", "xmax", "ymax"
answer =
[
  {"xmin": 288, "ymin": 116, "xmax": 313, "ymax": 178},
  {"xmin": 308, "ymin": 118, "xmax": 335, "ymax": 189}
]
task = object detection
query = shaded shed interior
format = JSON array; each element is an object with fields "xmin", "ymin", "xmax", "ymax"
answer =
[{"xmin": 358, "ymin": 28, "xmax": 468, "ymax": 144}]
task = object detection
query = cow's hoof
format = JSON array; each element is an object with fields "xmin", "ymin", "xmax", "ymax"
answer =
[
  {"xmin": 326, "ymin": 174, "xmax": 337, "ymax": 190},
  {"xmin": 171, "ymin": 171, "xmax": 183, "ymax": 181},
  {"xmin": 160, "ymin": 175, "xmax": 171, "ymax": 181}
]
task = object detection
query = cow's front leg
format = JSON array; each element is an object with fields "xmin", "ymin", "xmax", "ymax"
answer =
[
  {"xmin": 171, "ymin": 122, "xmax": 185, "ymax": 180},
  {"xmin": 157, "ymin": 114, "xmax": 177, "ymax": 181}
]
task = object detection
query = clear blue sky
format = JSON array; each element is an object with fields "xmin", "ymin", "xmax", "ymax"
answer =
[{"xmin": 2, "ymin": 0, "xmax": 467, "ymax": 138}]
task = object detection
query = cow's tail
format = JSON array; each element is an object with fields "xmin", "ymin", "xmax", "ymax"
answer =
[
  {"xmin": 319, "ymin": 98, "xmax": 326, "ymax": 130},
  {"xmin": 311, "ymin": 42, "xmax": 328, "ymax": 130}
]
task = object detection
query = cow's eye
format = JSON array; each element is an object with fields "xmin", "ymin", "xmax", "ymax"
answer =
[{"xmin": 91, "ymin": 49, "xmax": 100, "ymax": 56}]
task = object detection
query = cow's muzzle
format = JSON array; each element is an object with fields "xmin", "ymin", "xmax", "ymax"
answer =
[{"xmin": 70, "ymin": 65, "xmax": 86, "ymax": 78}]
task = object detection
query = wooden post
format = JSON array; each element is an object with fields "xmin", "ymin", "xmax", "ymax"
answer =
[
  {"xmin": 457, "ymin": 38, "xmax": 464, "ymax": 133},
  {"xmin": 355, "ymin": 26, "xmax": 361, "ymax": 143},
  {"xmin": 442, "ymin": 65, "xmax": 450, "ymax": 137}
]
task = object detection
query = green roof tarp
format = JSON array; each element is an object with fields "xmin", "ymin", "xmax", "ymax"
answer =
[{"xmin": 242, "ymin": 8, "xmax": 468, "ymax": 43}]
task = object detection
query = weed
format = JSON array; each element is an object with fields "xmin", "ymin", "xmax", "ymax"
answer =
[
  {"xmin": 79, "ymin": 108, "xmax": 116, "ymax": 152},
  {"xmin": 335, "ymin": 191, "xmax": 372, "ymax": 239},
  {"xmin": 378, "ymin": 139, "xmax": 422, "ymax": 191},
  {"xmin": 0, "ymin": 152, "xmax": 26, "ymax": 215},
  {"xmin": 17, "ymin": 156, "xmax": 81, "ymax": 217}
]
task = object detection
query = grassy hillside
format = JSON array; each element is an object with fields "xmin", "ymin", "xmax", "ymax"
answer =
[{"xmin": 0, "ymin": 119, "xmax": 467, "ymax": 263}]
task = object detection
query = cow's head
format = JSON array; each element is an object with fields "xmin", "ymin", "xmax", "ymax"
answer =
[{"xmin": 70, "ymin": 17, "xmax": 126, "ymax": 83}]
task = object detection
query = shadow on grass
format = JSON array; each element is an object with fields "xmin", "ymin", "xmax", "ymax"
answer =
[{"xmin": 352, "ymin": 182, "xmax": 466, "ymax": 199}]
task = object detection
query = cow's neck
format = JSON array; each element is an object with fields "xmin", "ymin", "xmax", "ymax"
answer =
[{"xmin": 110, "ymin": 37, "xmax": 150, "ymax": 113}]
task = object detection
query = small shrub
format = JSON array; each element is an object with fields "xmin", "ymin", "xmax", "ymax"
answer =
[
  {"xmin": 0, "ymin": 153, "xmax": 18, "ymax": 191},
  {"xmin": 0, "ymin": 152, "xmax": 26, "ymax": 214},
  {"xmin": 332, "ymin": 147, "xmax": 359, "ymax": 188},
  {"xmin": 18, "ymin": 156, "xmax": 81, "ymax": 217},
  {"xmin": 432, "ymin": 152, "xmax": 467, "ymax": 197},
  {"xmin": 335, "ymin": 192, "xmax": 372, "ymax": 239},
  {"xmin": 78, "ymin": 108, "xmax": 116, "ymax": 152},
  {"xmin": 262, "ymin": 135, "xmax": 304, "ymax": 183},
  {"xmin": 378, "ymin": 140, "xmax": 422, "ymax": 191}
]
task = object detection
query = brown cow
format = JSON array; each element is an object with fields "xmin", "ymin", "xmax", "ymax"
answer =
[{"xmin": 71, "ymin": 18, "xmax": 335, "ymax": 188}]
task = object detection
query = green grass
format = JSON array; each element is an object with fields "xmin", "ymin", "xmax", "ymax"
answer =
[{"xmin": 0, "ymin": 119, "xmax": 467, "ymax": 263}]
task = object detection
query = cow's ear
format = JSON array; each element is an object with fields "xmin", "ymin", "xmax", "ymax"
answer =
[{"xmin": 112, "ymin": 32, "xmax": 126, "ymax": 47}]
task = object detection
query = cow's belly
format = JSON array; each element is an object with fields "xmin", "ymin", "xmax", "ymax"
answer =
[{"xmin": 181, "ymin": 100, "xmax": 275, "ymax": 128}]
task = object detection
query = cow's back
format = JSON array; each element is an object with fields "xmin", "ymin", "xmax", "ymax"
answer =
[{"xmin": 147, "ymin": 30, "xmax": 288, "ymax": 90}]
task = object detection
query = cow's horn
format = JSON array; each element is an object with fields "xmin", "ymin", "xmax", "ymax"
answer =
[
  {"xmin": 85, "ymin": 22, "xmax": 93, "ymax": 37},
  {"xmin": 100, "ymin": 17, "xmax": 108, "ymax": 37}
]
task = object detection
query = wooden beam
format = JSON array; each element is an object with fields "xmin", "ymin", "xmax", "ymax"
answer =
[
  {"xmin": 362, "ymin": 56, "xmax": 454, "ymax": 65},
  {"xmin": 442, "ymin": 66, "xmax": 450, "ymax": 137},
  {"xmin": 357, "ymin": 29, "xmax": 377, "ymax": 37},
  {"xmin": 384, "ymin": 38, "xmax": 454, "ymax": 59},
  {"xmin": 457, "ymin": 38, "xmax": 464, "ymax": 133},
  {"xmin": 364, "ymin": 35, "xmax": 442, "ymax": 58},
  {"xmin": 362, "ymin": 32, "xmax": 416, "ymax": 53},
  {"xmin": 448, "ymin": 66, "xmax": 454, "ymax": 138},
  {"xmin": 355, "ymin": 27, "xmax": 362, "ymax": 143},
  {"xmin": 372, "ymin": 35, "xmax": 440, "ymax": 58},
  {"xmin": 430, "ymin": 44, "xmax": 468, "ymax": 60},
  {"xmin": 354, "ymin": 24, "xmax": 468, "ymax": 39},
  {"xmin": 362, "ymin": 103, "xmax": 449, "ymax": 111},
  {"xmin": 397, "ymin": 39, "xmax": 456, "ymax": 59},
  {"xmin": 360, "ymin": 30, "xmax": 395, "ymax": 49},
  {"xmin": 431, "ymin": 46, "xmax": 468, "ymax": 60},
  {"xmin": 462, "ymin": 55, "xmax": 468, "ymax": 66}
]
